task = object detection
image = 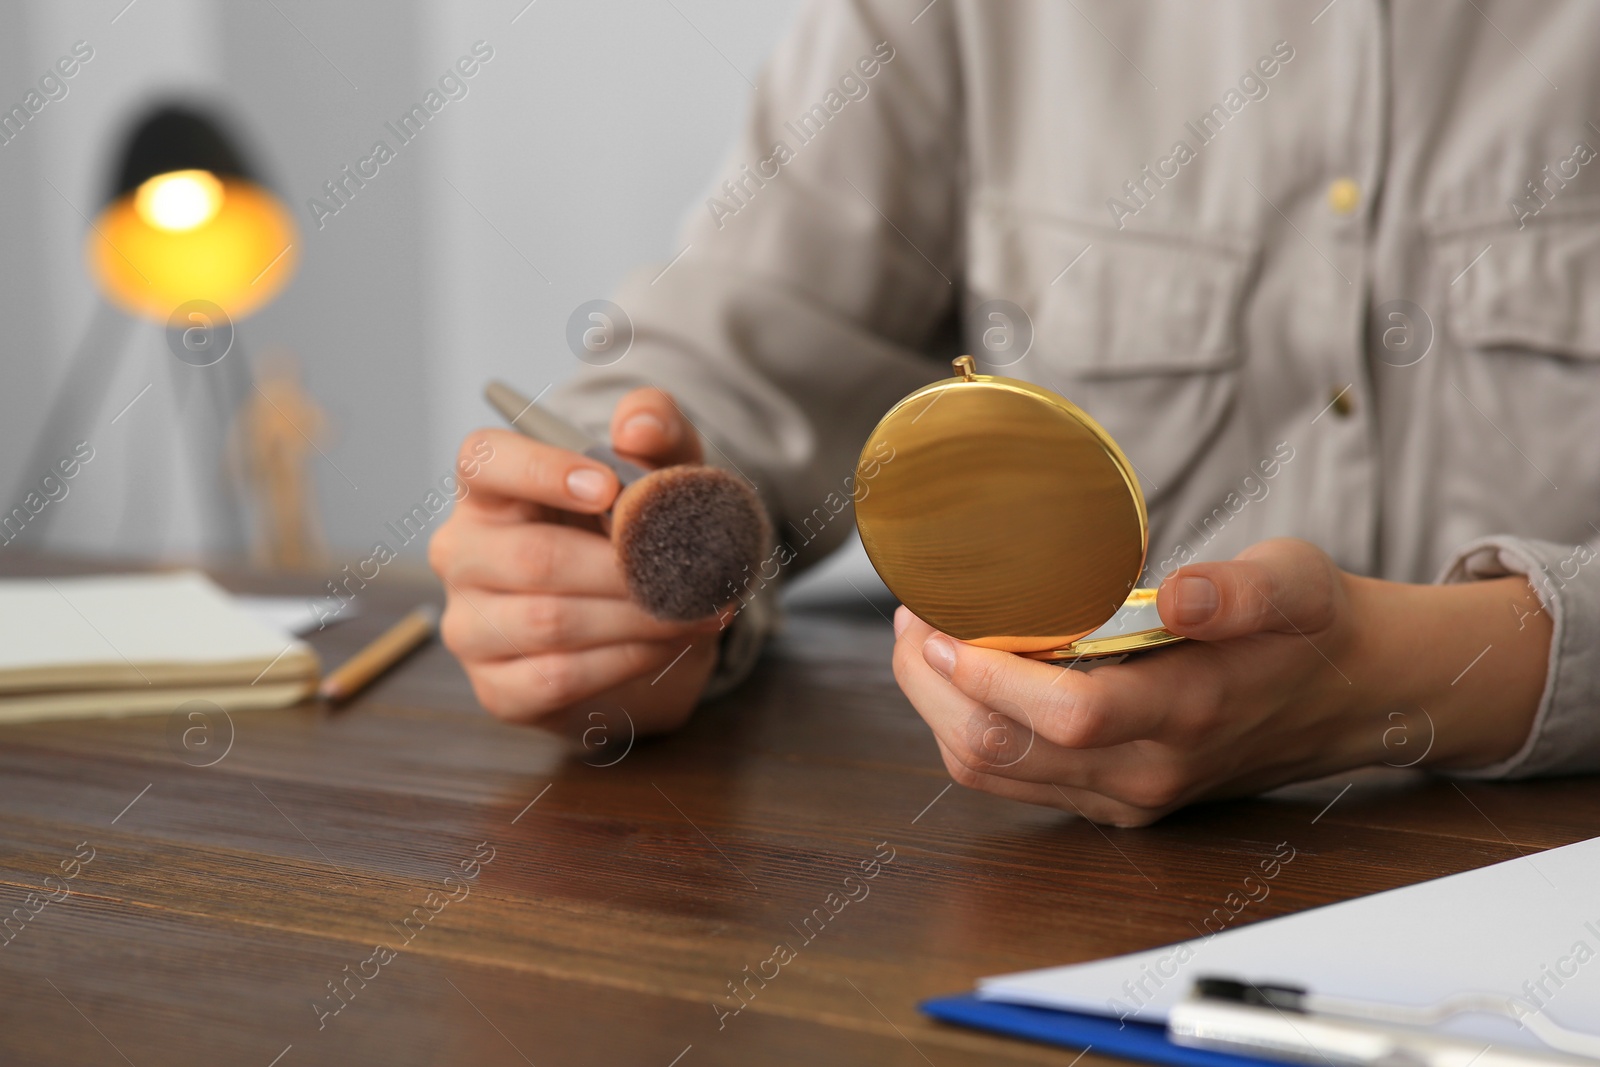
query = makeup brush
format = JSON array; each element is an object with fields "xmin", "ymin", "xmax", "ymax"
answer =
[{"xmin": 484, "ymin": 381, "xmax": 770, "ymax": 622}]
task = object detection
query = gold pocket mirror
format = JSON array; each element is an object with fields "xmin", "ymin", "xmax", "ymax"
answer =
[{"xmin": 854, "ymin": 356, "xmax": 1185, "ymax": 660}]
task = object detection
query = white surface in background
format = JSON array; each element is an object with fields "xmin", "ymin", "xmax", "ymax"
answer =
[
  {"xmin": 235, "ymin": 594, "xmax": 354, "ymax": 636},
  {"xmin": 780, "ymin": 529, "xmax": 895, "ymax": 611}
]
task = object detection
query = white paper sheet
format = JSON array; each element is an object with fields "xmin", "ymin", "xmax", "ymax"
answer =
[{"xmin": 236, "ymin": 594, "xmax": 352, "ymax": 636}]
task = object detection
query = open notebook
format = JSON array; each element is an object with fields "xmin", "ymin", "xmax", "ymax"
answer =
[{"xmin": 0, "ymin": 571, "xmax": 320, "ymax": 721}]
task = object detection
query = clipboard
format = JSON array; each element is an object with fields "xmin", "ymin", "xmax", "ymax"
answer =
[{"xmin": 922, "ymin": 834, "xmax": 1600, "ymax": 1060}]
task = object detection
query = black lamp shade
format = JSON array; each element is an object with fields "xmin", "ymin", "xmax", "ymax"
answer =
[{"xmin": 110, "ymin": 105, "xmax": 256, "ymax": 203}]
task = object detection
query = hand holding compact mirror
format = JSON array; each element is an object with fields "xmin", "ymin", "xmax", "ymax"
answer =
[{"xmin": 854, "ymin": 356, "xmax": 1185, "ymax": 660}]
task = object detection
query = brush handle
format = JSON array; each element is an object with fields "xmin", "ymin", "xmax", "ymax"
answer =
[{"xmin": 484, "ymin": 380, "xmax": 648, "ymax": 485}]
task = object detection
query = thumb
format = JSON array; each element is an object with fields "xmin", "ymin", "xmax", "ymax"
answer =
[
  {"xmin": 1155, "ymin": 538, "xmax": 1341, "ymax": 641},
  {"xmin": 610, "ymin": 387, "xmax": 703, "ymax": 468}
]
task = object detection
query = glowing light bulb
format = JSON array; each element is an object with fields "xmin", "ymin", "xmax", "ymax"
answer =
[{"xmin": 134, "ymin": 169, "xmax": 224, "ymax": 232}]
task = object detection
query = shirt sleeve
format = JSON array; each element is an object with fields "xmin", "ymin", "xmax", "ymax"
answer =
[
  {"xmin": 546, "ymin": 0, "xmax": 964, "ymax": 696},
  {"xmin": 1437, "ymin": 534, "xmax": 1600, "ymax": 779}
]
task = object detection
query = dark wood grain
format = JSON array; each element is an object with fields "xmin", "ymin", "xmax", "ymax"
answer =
[{"xmin": 2, "ymin": 554, "xmax": 1598, "ymax": 1066}]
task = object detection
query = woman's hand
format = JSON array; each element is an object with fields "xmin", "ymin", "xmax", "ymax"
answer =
[
  {"xmin": 429, "ymin": 388, "xmax": 725, "ymax": 734},
  {"xmin": 892, "ymin": 538, "xmax": 1553, "ymax": 826}
]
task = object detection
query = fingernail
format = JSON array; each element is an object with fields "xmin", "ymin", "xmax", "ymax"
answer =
[
  {"xmin": 922, "ymin": 634, "xmax": 957, "ymax": 679},
  {"xmin": 620, "ymin": 411, "xmax": 668, "ymax": 444},
  {"xmin": 565, "ymin": 467, "xmax": 610, "ymax": 504},
  {"xmin": 893, "ymin": 604, "xmax": 910, "ymax": 632},
  {"xmin": 1175, "ymin": 576, "xmax": 1219, "ymax": 625}
]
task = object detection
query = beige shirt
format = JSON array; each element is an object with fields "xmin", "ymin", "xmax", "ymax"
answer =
[{"xmin": 553, "ymin": 0, "xmax": 1600, "ymax": 777}]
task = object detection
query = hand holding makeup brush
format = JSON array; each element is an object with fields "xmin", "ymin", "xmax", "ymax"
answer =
[{"xmin": 428, "ymin": 387, "xmax": 732, "ymax": 731}]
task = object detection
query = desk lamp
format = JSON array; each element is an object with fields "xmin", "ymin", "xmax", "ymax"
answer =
[{"xmin": 17, "ymin": 104, "xmax": 299, "ymax": 555}]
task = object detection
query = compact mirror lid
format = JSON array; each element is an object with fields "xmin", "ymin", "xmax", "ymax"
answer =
[{"xmin": 854, "ymin": 356, "xmax": 1152, "ymax": 654}]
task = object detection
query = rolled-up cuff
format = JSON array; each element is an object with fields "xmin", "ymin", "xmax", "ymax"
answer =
[
  {"xmin": 1437, "ymin": 534, "xmax": 1600, "ymax": 779},
  {"xmin": 702, "ymin": 581, "xmax": 779, "ymax": 702}
]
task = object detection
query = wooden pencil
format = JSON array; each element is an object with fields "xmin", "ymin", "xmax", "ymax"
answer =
[{"xmin": 318, "ymin": 604, "xmax": 439, "ymax": 704}]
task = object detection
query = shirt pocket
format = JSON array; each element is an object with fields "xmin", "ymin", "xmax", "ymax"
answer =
[
  {"xmin": 1444, "ymin": 204, "xmax": 1600, "ymax": 359},
  {"xmin": 1432, "ymin": 204, "xmax": 1600, "ymax": 539},
  {"xmin": 965, "ymin": 198, "xmax": 1252, "ymax": 505}
]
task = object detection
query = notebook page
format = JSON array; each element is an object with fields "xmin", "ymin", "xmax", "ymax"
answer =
[{"xmin": 0, "ymin": 571, "xmax": 311, "ymax": 687}]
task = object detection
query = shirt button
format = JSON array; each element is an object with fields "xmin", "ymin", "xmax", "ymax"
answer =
[
  {"xmin": 1327, "ymin": 178, "xmax": 1361, "ymax": 215},
  {"xmin": 1328, "ymin": 386, "xmax": 1355, "ymax": 418}
]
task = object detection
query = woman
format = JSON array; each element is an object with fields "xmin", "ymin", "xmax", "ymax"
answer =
[{"xmin": 428, "ymin": 0, "xmax": 1600, "ymax": 824}]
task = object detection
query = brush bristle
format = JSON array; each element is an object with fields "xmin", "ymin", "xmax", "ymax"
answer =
[{"xmin": 613, "ymin": 465, "xmax": 770, "ymax": 622}]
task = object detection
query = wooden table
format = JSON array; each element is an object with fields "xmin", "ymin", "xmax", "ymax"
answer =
[{"xmin": 3, "ymin": 558, "xmax": 1598, "ymax": 1066}]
